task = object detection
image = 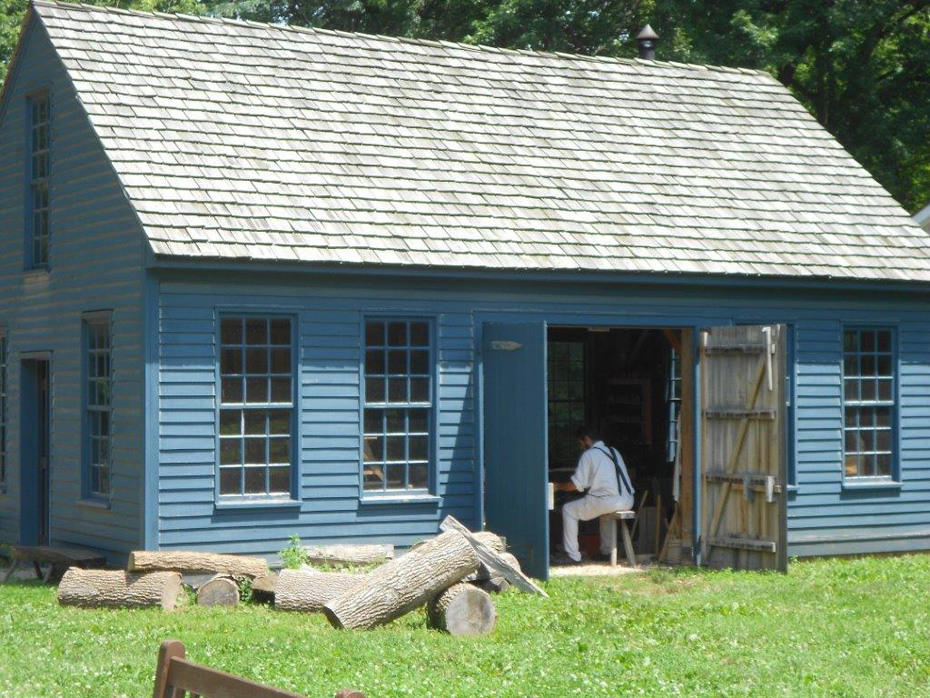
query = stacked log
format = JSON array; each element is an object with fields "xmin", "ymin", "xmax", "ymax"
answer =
[
  {"xmin": 302, "ymin": 544, "xmax": 393, "ymax": 566},
  {"xmin": 128, "ymin": 551, "xmax": 267, "ymax": 578},
  {"xmin": 324, "ymin": 531, "xmax": 479, "ymax": 630},
  {"xmin": 426, "ymin": 583, "xmax": 496, "ymax": 635},
  {"xmin": 275, "ymin": 569, "xmax": 368, "ymax": 612},
  {"xmin": 251, "ymin": 572, "xmax": 278, "ymax": 604},
  {"xmin": 58, "ymin": 569, "xmax": 185, "ymax": 610}
]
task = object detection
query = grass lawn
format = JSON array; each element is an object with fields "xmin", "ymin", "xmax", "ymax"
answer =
[{"xmin": 1, "ymin": 555, "xmax": 930, "ymax": 697}]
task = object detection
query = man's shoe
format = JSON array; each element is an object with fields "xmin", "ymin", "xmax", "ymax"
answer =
[
  {"xmin": 591, "ymin": 552, "xmax": 612, "ymax": 563},
  {"xmin": 550, "ymin": 553, "xmax": 584, "ymax": 565}
]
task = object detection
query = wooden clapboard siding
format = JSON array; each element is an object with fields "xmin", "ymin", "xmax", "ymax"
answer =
[
  {"xmin": 0, "ymin": 19, "xmax": 145, "ymax": 559},
  {"xmin": 153, "ymin": 272, "xmax": 930, "ymax": 560}
]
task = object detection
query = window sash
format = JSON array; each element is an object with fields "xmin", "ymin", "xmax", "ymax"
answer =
[
  {"xmin": 842, "ymin": 328, "xmax": 895, "ymax": 480},
  {"xmin": 28, "ymin": 96, "xmax": 50, "ymax": 268},
  {"xmin": 218, "ymin": 315, "xmax": 294, "ymax": 498},
  {"xmin": 362, "ymin": 319, "xmax": 432, "ymax": 493},
  {"xmin": 84, "ymin": 317, "xmax": 112, "ymax": 498}
]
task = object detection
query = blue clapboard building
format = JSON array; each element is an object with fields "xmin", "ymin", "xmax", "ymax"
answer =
[{"xmin": 2, "ymin": 0, "xmax": 930, "ymax": 578}]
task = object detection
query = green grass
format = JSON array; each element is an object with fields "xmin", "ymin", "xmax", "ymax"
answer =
[{"xmin": 2, "ymin": 556, "xmax": 930, "ymax": 697}]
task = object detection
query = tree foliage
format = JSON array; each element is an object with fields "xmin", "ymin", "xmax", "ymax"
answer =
[{"xmin": 1, "ymin": 0, "xmax": 928, "ymax": 211}]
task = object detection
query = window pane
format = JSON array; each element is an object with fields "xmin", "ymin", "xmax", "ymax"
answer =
[
  {"xmin": 861, "ymin": 331, "xmax": 875, "ymax": 352},
  {"xmin": 385, "ymin": 463, "xmax": 405, "ymax": 489},
  {"xmin": 246, "ymin": 347, "xmax": 267, "ymax": 374},
  {"xmin": 364, "ymin": 436, "xmax": 383, "ymax": 462},
  {"xmin": 244, "ymin": 467, "xmax": 265, "ymax": 494},
  {"xmin": 366, "ymin": 350, "xmax": 385, "ymax": 375},
  {"xmin": 410, "ymin": 322, "xmax": 429, "ymax": 347},
  {"xmin": 877, "ymin": 454, "xmax": 892, "ymax": 476},
  {"xmin": 221, "ymin": 318, "xmax": 243, "ymax": 345},
  {"xmin": 388, "ymin": 377, "xmax": 406, "ymax": 402},
  {"xmin": 269, "ymin": 467, "xmax": 290, "ymax": 493},
  {"xmin": 270, "ymin": 348, "xmax": 291, "ymax": 374},
  {"xmin": 269, "ymin": 438, "xmax": 290, "ymax": 464},
  {"xmin": 244, "ymin": 410, "xmax": 265, "ymax": 435},
  {"xmin": 409, "ymin": 409, "xmax": 428, "ymax": 433},
  {"xmin": 366, "ymin": 377, "xmax": 385, "ymax": 403},
  {"xmin": 269, "ymin": 409, "xmax": 290, "ymax": 435},
  {"xmin": 364, "ymin": 409, "xmax": 383, "ymax": 434},
  {"xmin": 388, "ymin": 322, "xmax": 407, "ymax": 346},
  {"xmin": 244, "ymin": 438, "xmax": 265, "ymax": 463},
  {"xmin": 408, "ymin": 463, "xmax": 428, "ymax": 489},
  {"xmin": 386, "ymin": 436, "xmax": 405, "ymax": 461},
  {"xmin": 270, "ymin": 377, "xmax": 291, "ymax": 403},
  {"xmin": 366, "ymin": 321, "xmax": 385, "ymax": 347},
  {"xmin": 220, "ymin": 410, "xmax": 241, "ymax": 436},
  {"xmin": 246, "ymin": 318, "xmax": 267, "ymax": 345},
  {"xmin": 246, "ymin": 377, "xmax": 267, "ymax": 403},
  {"xmin": 220, "ymin": 468, "xmax": 241, "ymax": 495},
  {"xmin": 222, "ymin": 377, "xmax": 243, "ymax": 403},
  {"xmin": 877, "ymin": 331, "xmax": 891, "ymax": 353},
  {"xmin": 410, "ymin": 350, "xmax": 429, "ymax": 375},
  {"xmin": 388, "ymin": 350, "xmax": 406, "ymax": 374},
  {"xmin": 220, "ymin": 439, "xmax": 241, "ymax": 465},
  {"xmin": 270, "ymin": 318, "xmax": 291, "ymax": 345},
  {"xmin": 409, "ymin": 435, "xmax": 428, "ymax": 461},
  {"xmin": 364, "ymin": 467, "xmax": 384, "ymax": 490},
  {"xmin": 410, "ymin": 378, "xmax": 429, "ymax": 402},
  {"xmin": 386, "ymin": 409, "xmax": 405, "ymax": 433}
]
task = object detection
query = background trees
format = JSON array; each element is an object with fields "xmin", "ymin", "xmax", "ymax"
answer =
[{"xmin": 2, "ymin": 0, "xmax": 928, "ymax": 211}]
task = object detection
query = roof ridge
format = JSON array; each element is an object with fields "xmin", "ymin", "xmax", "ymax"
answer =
[{"xmin": 30, "ymin": 0, "xmax": 773, "ymax": 79}]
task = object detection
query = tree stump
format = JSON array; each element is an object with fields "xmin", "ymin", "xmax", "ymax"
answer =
[
  {"xmin": 196, "ymin": 574, "xmax": 240, "ymax": 607},
  {"xmin": 324, "ymin": 531, "xmax": 479, "ymax": 630},
  {"xmin": 275, "ymin": 569, "xmax": 368, "ymax": 612},
  {"xmin": 127, "ymin": 551, "xmax": 267, "ymax": 577},
  {"xmin": 58, "ymin": 568, "xmax": 184, "ymax": 610},
  {"xmin": 427, "ymin": 582, "xmax": 496, "ymax": 635}
]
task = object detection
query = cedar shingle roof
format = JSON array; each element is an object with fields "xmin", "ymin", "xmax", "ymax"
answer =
[{"xmin": 28, "ymin": 0, "xmax": 930, "ymax": 280}]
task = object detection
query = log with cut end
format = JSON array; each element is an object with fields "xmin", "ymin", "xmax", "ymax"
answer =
[
  {"xmin": 251, "ymin": 572, "xmax": 278, "ymax": 604},
  {"xmin": 127, "ymin": 551, "xmax": 267, "ymax": 578},
  {"xmin": 324, "ymin": 530, "xmax": 479, "ymax": 630},
  {"xmin": 57, "ymin": 568, "xmax": 184, "ymax": 610},
  {"xmin": 469, "ymin": 552, "xmax": 520, "ymax": 593},
  {"xmin": 427, "ymin": 582, "xmax": 496, "ymax": 636},
  {"xmin": 471, "ymin": 532, "xmax": 506, "ymax": 554},
  {"xmin": 196, "ymin": 574, "xmax": 240, "ymax": 607},
  {"xmin": 275, "ymin": 568, "xmax": 368, "ymax": 612}
]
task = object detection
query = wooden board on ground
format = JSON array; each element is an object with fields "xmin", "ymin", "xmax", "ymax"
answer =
[
  {"xmin": 128, "ymin": 551, "xmax": 267, "ymax": 578},
  {"xmin": 301, "ymin": 544, "xmax": 394, "ymax": 566},
  {"xmin": 439, "ymin": 516, "xmax": 548, "ymax": 597},
  {"xmin": 2, "ymin": 545, "xmax": 107, "ymax": 584}
]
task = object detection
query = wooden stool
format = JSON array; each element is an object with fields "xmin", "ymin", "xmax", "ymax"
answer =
[{"xmin": 601, "ymin": 511, "xmax": 637, "ymax": 568}]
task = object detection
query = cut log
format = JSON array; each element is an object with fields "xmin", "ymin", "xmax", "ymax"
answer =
[
  {"xmin": 251, "ymin": 572, "xmax": 278, "ymax": 604},
  {"xmin": 324, "ymin": 530, "xmax": 479, "ymax": 630},
  {"xmin": 472, "ymin": 577, "xmax": 510, "ymax": 594},
  {"xmin": 128, "ymin": 551, "xmax": 267, "ymax": 578},
  {"xmin": 440, "ymin": 516, "xmax": 548, "ymax": 597},
  {"xmin": 302, "ymin": 544, "xmax": 394, "ymax": 566},
  {"xmin": 275, "ymin": 568, "xmax": 368, "ymax": 612},
  {"xmin": 57, "ymin": 568, "xmax": 184, "ymax": 610},
  {"xmin": 334, "ymin": 691, "xmax": 366, "ymax": 698},
  {"xmin": 464, "ymin": 550, "xmax": 519, "ymax": 584},
  {"xmin": 196, "ymin": 574, "xmax": 240, "ymax": 607},
  {"xmin": 427, "ymin": 582, "xmax": 496, "ymax": 636}
]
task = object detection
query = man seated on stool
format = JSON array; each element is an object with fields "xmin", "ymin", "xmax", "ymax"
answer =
[{"xmin": 551, "ymin": 425, "xmax": 635, "ymax": 565}]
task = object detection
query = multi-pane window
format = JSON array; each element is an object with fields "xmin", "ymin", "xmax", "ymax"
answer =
[
  {"xmin": 0, "ymin": 332, "xmax": 6, "ymax": 486},
  {"xmin": 363, "ymin": 319, "xmax": 432, "ymax": 492},
  {"xmin": 843, "ymin": 328, "xmax": 895, "ymax": 479},
  {"xmin": 547, "ymin": 340, "xmax": 585, "ymax": 471},
  {"xmin": 85, "ymin": 317, "xmax": 112, "ymax": 497},
  {"xmin": 28, "ymin": 95, "xmax": 50, "ymax": 268},
  {"xmin": 218, "ymin": 316, "xmax": 294, "ymax": 497}
]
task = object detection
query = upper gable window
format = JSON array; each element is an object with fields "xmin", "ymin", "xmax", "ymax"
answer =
[{"xmin": 27, "ymin": 95, "xmax": 51, "ymax": 269}]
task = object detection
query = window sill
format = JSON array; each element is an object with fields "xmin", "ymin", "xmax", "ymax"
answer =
[
  {"xmin": 77, "ymin": 498, "xmax": 111, "ymax": 510},
  {"xmin": 841, "ymin": 479, "xmax": 902, "ymax": 492},
  {"xmin": 23, "ymin": 267, "xmax": 50, "ymax": 279},
  {"xmin": 360, "ymin": 494, "xmax": 440, "ymax": 507},
  {"xmin": 215, "ymin": 498, "xmax": 301, "ymax": 511}
]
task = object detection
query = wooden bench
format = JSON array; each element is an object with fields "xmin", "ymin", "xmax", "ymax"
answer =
[
  {"xmin": 1, "ymin": 545, "xmax": 107, "ymax": 584},
  {"xmin": 600, "ymin": 511, "xmax": 637, "ymax": 568},
  {"xmin": 153, "ymin": 640, "xmax": 365, "ymax": 698}
]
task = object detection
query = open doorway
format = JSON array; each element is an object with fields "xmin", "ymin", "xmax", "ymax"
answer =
[{"xmin": 547, "ymin": 327, "xmax": 695, "ymax": 566}]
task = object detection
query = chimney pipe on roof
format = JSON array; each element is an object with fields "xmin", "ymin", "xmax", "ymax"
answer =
[{"xmin": 636, "ymin": 24, "xmax": 659, "ymax": 60}]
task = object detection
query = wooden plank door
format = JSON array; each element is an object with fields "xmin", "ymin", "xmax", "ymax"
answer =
[
  {"xmin": 700, "ymin": 325, "xmax": 787, "ymax": 571},
  {"xmin": 482, "ymin": 322, "xmax": 549, "ymax": 580}
]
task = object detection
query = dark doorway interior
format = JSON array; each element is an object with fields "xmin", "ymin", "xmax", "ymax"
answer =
[
  {"xmin": 20, "ymin": 357, "xmax": 50, "ymax": 546},
  {"xmin": 547, "ymin": 327, "xmax": 692, "ymax": 562}
]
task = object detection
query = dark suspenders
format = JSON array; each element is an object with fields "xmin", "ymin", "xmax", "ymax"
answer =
[{"xmin": 594, "ymin": 446, "xmax": 633, "ymax": 497}]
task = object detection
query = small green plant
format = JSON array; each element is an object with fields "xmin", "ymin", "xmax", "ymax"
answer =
[
  {"xmin": 279, "ymin": 534, "xmax": 309, "ymax": 569},
  {"xmin": 237, "ymin": 576, "xmax": 253, "ymax": 604}
]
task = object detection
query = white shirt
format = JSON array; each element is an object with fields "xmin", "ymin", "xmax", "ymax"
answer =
[{"xmin": 571, "ymin": 441, "xmax": 633, "ymax": 499}]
